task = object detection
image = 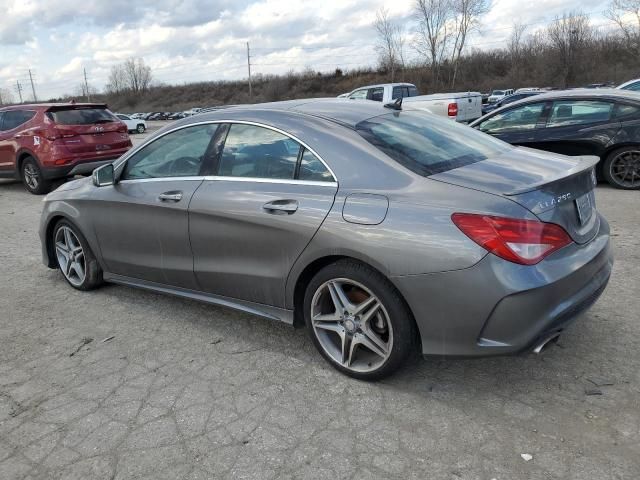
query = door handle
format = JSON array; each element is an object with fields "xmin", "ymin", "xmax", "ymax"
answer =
[
  {"xmin": 158, "ymin": 191, "xmax": 183, "ymax": 202},
  {"xmin": 263, "ymin": 199, "xmax": 298, "ymax": 214}
]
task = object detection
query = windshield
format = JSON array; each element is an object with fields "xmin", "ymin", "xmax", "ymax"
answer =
[
  {"xmin": 492, "ymin": 90, "xmax": 505, "ymax": 95},
  {"xmin": 47, "ymin": 108, "xmax": 117, "ymax": 125},
  {"xmin": 356, "ymin": 111, "xmax": 512, "ymax": 176}
]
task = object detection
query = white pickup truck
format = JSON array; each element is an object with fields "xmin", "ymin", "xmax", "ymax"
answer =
[{"xmin": 342, "ymin": 83, "xmax": 482, "ymax": 122}]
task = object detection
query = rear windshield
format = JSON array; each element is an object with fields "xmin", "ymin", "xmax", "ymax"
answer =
[
  {"xmin": 47, "ymin": 108, "xmax": 116, "ymax": 125},
  {"xmin": 356, "ymin": 111, "xmax": 512, "ymax": 176}
]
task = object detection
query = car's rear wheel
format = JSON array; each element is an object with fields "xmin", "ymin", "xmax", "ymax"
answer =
[
  {"xmin": 21, "ymin": 157, "xmax": 51, "ymax": 195},
  {"xmin": 304, "ymin": 260, "xmax": 417, "ymax": 380},
  {"xmin": 136, "ymin": 124, "xmax": 145, "ymax": 134},
  {"xmin": 53, "ymin": 220, "xmax": 103, "ymax": 291},
  {"xmin": 603, "ymin": 147, "xmax": 640, "ymax": 190}
]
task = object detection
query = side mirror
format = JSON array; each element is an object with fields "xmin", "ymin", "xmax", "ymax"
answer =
[{"xmin": 93, "ymin": 164, "xmax": 114, "ymax": 187}]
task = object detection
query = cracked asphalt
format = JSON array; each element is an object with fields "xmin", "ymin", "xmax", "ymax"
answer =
[{"xmin": 0, "ymin": 169, "xmax": 639, "ymax": 479}]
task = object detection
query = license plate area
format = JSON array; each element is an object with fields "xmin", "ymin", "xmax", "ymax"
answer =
[{"xmin": 575, "ymin": 193, "xmax": 593, "ymax": 225}]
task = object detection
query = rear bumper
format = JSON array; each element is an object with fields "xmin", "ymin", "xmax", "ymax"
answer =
[
  {"xmin": 41, "ymin": 152, "xmax": 126, "ymax": 179},
  {"xmin": 392, "ymin": 213, "xmax": 613, "ymax": 356}
]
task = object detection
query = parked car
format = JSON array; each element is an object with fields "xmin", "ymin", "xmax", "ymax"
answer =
[
  {"xmin": 617, "ymin": 78, "xmax": 640, "ymax": 92},
  {"xmin": 470, "ymin": 89, "xmax": 640, "ymax": 189},
  {"xmin": 344, "ymin": 83, "xmax": 482, "ymax": 122},
  {"xmin": 40, "ymin": 99, "xmax": 612, "ymax": 379},
  {"xmin": 482, "ymin": 91, "xmax": 543, "ymax": 115},
  {"xmin": 0, "ymin": 103, "xmax": 131, "ymax": 194},
  {"xmin": 487, "ymin": 89, "xmax": 515, "ymax": 104},
  {"xmin": 115, "ymin": 113, "xmax": 147, "ymax": 134}
]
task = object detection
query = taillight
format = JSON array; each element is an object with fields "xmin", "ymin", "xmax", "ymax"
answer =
[
  {"xmin": 45, "ymin": 127, "xmax": 77, "ymax": 141},
  {"xmin": 451, "ymin": 213, "xmax": 572, "ymax": 265},
  {"xmin": 447, "ymin": 103, "xmax": 458, "ymax": 117},
  {"xmin": 117, "ymin": 123, "xmax": 127, "ymax": 133}
]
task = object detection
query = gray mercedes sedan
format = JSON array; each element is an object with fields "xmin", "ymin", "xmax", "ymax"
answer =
[{"xmin": 40, "ymin": 99, "xmax": 613, "ymax": 379}]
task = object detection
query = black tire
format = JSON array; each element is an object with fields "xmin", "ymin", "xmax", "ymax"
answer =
[
  {"xmin": 136, "ymin": 124, "xmax": 146, "ymax": 134},
  {"xmin": 303, "ymin": 259, "xmax": 418, "ymax": 380},
  {"xmin": 21, "ymin": 157, "xmax": 52, "ymax": 195},
  {"xmin": 53, "ymin": 220, "xmax": 103, "ymax": 291},
  {"xmin": 602, "ymin": 147, "xmax": 640, "ymax": 190}
]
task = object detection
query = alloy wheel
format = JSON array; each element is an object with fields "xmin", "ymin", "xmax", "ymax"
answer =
[
  {"xmin": 55, "ymin": 226, "xmax": 86, "ymax": 287},
  {"xmin": 310, "ymin": 278, "xmax": 393, "ymax": 373},
  {"xmin": 23, "ymin": 163, "xmax": 39, "ymax": 190},
  {"xmin": 610, "ymin": 150, "xmax": 640, "ymax": 188}
]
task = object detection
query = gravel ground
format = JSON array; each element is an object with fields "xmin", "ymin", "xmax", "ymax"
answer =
[{"xmin": 0, "ymin": 159, "xmax": 639, "ymax": 479}]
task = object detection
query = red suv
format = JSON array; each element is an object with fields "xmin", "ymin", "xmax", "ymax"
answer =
[{"xmin": 0, "ymin": 103, "xmax": 132, "ymax": 194}]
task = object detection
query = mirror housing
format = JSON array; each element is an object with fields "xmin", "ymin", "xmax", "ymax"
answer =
[{"xmin": 93, "ymin": 163, "xmax": 115, "ymax": 187}]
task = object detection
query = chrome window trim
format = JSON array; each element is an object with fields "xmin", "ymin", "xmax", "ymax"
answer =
[
  {"xmin": 203, "ymin": 176, "xmax": 338, "ymax": 187},
  {"xmin": 119, "ymin": 176, "xmax": 205, "ymax": 184},
  {"xmin": 113, "ymin": 119, "xmax": 338, "ymax": 185}
]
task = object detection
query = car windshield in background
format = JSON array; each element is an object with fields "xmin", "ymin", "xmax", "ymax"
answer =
[
  {"xmin": 47, "ymin": 108, "xmax": 116, "ymax": 125},
  {"xmin": 492, "ymin": 90, "xmax": 505, "ymax": 95},
  {"xmin": 356, "ymin": 112, "xmax": 512, "ymax": 176}
]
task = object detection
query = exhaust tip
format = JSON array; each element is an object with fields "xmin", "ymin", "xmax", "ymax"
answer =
[{"xmin": 532, "ymin": 331, "xmax": 561, "ymax": 354}]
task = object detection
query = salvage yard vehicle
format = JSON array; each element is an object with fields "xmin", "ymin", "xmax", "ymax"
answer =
[
  {"xmin": 344, "ymin": 82, "xmax": 482, "ymax": 122},
  {"xmin": 0, "ymin": 103, "xmax": 132, "ymax": 194},
  {"xmin": 481, "ymin": 91, "xmax": 542, "ymax": 115},
  {"xmin": 40, "ymin": 99, "xmax": 612, "ymax": 379},
  {"xmin": 487, "ymin": 89, "xmax": 515, "ymax": 104},
  {"xmin": 115, "ymin": 113, "xmax": 147, "ymax": 133},
  {"xmin": 471, "ymin": 89, "xmax": 640, "ymax": 189},
  {"xmin": 617, "ymin": 78, "xmax": 640, "ymax": 92}
]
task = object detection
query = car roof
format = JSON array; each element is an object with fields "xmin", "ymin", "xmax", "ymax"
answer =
[
  {"xmin": 196, "ymin": 98, "xmax": 392, "ymax": 128},
  {"xmin": 348, "ymin": 83, "xmax": 416, "ymax": 92},
  {"xmin": 0, "ymin": 102, "xmax": 107, "ymax": 112}
]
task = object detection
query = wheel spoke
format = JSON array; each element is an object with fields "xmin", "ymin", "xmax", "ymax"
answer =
[
  {"xmin": 341, "ymin": 333, "xmax": 352, "ymax": 366},
  {"xmin": 312, "ymin": 312, "xmax": 341, "ymax": 322},
  {"xmin": 314, "ymin": 321, "xmax": 344, "ymax": 333},
  {"xmin": 361, "ymin": 326, "xmax": 389, "ymax": 357},
  {"xmin": 63, "ymin": 228, "xmax": 74, "ymax": 250},
  {"xmin": 327, "ymin": 281, "xmax": 353, "ymax": 313},
  {"xmin": 354, "ymin": 331, "xmax": 387, "ymax": 359},
  {"xmin": 353, "ymin": 295, "xmax": 377, "ymax": 316}
]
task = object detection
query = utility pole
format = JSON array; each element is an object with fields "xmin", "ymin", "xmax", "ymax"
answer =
[
  {"xmin": 15, "ymin": 80, "xmax": 23, "ymax": 103},
  {"xmin": 246, "ymin": 41, "xmax": 252, "ymax": 100},
  {"xmin": 28, "ymin": 69, "xmax": 37, "ymax": 102},
  {"xmin": 84, "ymin": 68, "xmax": 91, "ymax": 101}
]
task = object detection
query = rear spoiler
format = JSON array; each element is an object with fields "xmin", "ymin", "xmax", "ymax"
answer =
[
  {"xmin": 46, "ymin": 103, "xmax": 108, "ymax": 111},
  {"xmin": 505, "ymin": 155, "xmax": 599, "ymax": 196}
]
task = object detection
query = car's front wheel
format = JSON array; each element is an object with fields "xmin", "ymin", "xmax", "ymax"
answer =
[
  {"xmin": 53, "ymin": 220, "xmax": 103, "ymax": 290},
  {"xmin": 304, "ymin": 260, "xmax": 417, "ymax": 380},
  {"xmin": 603, "ymin": 147, "xmax": 640, "ymax": 189},
  {"xmin": 136, "ymin": 124, "xmax": 146, "ymax": 134},
  {"xmin": 21, "ymin": 157, "xmax": 51, "ymax": 195}
]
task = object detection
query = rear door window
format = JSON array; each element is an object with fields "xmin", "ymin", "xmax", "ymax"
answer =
[
  {"xmin": 297, "ymin": 149, "xmax": 333, "ymax": 182},
  {"xmin": 392, "ymin": 86, "xmax": 411, "ymax": 100},
  {"xmin": 357, "ymin": 111, "xmax": 511, "ymax": 176},
  {"xmin": 546, "ymin": 100, "xmax": 614, "ymax": 127},
  {"xmin": 369, "ymin": 88, "xmax": 384, "ymax": 102},
  {"xmin": 613, "ymin": 103, "xmax": 640, "ymax": 120},
  {"xmin": 477, "ymin": 103, "xmax": 546, "ymax": 134},
  {"xmin": 218, "ymin": 124, "xmax": 300, "ymax": 180},
  {"xmin": 116, "ymin": 114, "xmax": 130, "ymax": 120},
  {"xmin": 0, "ymin": 110, "xmax": 35, "ymax": 131},
  {"xmin": 47, "ymin": 108, "xmax": 117, "ymax": 125}
]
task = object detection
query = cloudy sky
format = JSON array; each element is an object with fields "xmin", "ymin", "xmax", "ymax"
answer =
[{"xmin": 0, "ymin": 0, "xmax": 613, "ymax": 100}]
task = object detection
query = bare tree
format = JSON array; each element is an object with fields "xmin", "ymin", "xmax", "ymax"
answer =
[
  {"xmin": 606, "ymin": 0, "xmax": 640, "ymax": 58},
  {"xmin": 0, "ymin": 87, "xmax": 14, "ymax": 105},
  {"xmin": 73, "ymin": 83, "xmax": 99, "ymax": 100},
  {"xmin": 508, "ymin": 22, "xmax": 527, "ymax": 63},
  {"xmin": 414, "ymin": 0, "xmax": 453, "ymax": 89},
  {"xmin": 106, "ymin": 58, "xmax": 152, "ymax": 94},
  {"xmin": 449, "ymin": 0, "xmax": 491, "ymax": 88},
  {"xmin": 374, "ymin": 8, "xmax": 406, "ymax": 82},
  {"xmin": 547, "ymin": 12, "xmax": 593, "ymax": 87}
]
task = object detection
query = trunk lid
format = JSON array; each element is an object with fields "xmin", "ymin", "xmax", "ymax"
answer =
[{"xmin": 431, "ymin": 147, "xmax": 600, "ymax": 244}]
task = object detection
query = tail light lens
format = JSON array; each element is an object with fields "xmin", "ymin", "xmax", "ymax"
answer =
[
  {"xmin": 451, "ymin": 213, "xmax": 572, "ymax": 265},
  {"xmin": 447, "ymin": 103, "xmax": 458, "ymax": 117},
  {"xmin": 45, "ymin": 127, "xmax": 77, "ymax": 141}
]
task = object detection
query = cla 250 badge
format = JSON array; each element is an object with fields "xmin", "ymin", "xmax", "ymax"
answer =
[{"xmin": 537, "ymin": 192, "xmax": 572, "ymax": 211}]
